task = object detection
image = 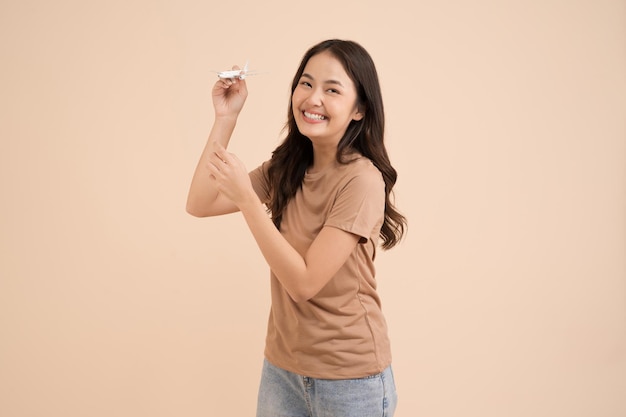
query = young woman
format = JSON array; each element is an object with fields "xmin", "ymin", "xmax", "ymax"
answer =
[{"xmin": 187, "ymin": 39, "xmax": 406, "ymax": 417}]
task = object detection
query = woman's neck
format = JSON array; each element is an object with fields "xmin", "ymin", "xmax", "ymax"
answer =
[{"xmin": 309, "ymin": 145, "xmax": 338, "ymax": 174}]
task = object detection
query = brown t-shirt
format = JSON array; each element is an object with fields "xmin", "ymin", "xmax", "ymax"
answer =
[{"xmin": 249, "ymin": 156, "xmax": 392, "ymax": 379}]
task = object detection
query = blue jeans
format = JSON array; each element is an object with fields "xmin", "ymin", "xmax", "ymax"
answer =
[{"xmin": 256, "ymin": 359, "xmax": 398, "ymax": 417}]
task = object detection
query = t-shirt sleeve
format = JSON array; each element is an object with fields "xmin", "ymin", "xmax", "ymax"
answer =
[
  {"xmin": 324, "ymin": 168, "xmax": 385, "ymax": 243},
  {"xmin": 249, "ymin": 160, "xmax": 271, "ymax": 205}
]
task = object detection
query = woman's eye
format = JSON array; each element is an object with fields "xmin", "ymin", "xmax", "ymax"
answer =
[
  {"xmin": 300, "ymin": 81, "xmax": 312, "ymax": 88},
  {"xmin": 327, "ymin": 88, "xmax": 339, "ymax": 94}
]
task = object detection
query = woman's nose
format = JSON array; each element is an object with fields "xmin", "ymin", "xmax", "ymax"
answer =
[{"xmin": 305, "ymin": 87, "xmax": 323, "ymax": 106}]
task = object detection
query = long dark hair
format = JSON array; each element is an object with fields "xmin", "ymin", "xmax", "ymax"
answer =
[{"xmin": 266, "ymin": 39, "xmax": 406, "ymax": 249}]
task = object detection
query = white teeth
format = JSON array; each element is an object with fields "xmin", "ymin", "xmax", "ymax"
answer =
[{"xmin": 304, "ymin": 111, "xmax": 326, "ymax": 120}]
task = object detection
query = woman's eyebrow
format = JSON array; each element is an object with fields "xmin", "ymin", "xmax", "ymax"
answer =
[{"xmin": 301, "ymin": 73, "xmax": 344, "ymax": 87}]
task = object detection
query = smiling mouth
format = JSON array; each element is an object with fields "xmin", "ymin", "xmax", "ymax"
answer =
[{"xmin": 303, "ymin": 111, "xmax": 326, "ymax": 121}]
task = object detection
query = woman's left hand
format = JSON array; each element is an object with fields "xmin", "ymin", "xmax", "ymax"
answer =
[{"xmin": 207, "ymin": 144, "xmax": 256, "ymax": 208}]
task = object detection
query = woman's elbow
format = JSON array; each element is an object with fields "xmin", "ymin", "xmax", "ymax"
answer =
[
  {"xmin": 185, "ymin": 201, "xmax": 209, "ymax": 217},
  {"xmin": 288, "ymin": 287, "xmax": 318, "ymax": 304}
]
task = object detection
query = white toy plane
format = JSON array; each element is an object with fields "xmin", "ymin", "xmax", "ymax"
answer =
[{"xmin": 215, "ymin": 61, "xmax": 262, "ymax": 80}]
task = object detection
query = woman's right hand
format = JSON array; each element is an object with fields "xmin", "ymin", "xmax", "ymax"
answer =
[{"xmin": 212, "ymin": 66, "xmax": 249, "ymax": 119}]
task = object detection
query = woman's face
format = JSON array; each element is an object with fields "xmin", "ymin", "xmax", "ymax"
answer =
[{"xmin": 292, "ymin": 51, "xmax": 363, "ymax": 148}]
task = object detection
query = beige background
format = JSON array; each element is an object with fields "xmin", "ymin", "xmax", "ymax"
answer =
[{"xmin": 1, "ymin": 1, "xmax": 625, "ymax": 416}]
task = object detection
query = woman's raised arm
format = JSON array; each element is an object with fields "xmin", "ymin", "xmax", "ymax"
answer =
[{"xmin": 186, "ymin": 72, "xmax": 248, "ymax": 217}]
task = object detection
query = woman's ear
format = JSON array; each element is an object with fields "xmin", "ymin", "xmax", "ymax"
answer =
[{"xmin": 353, "ymin": 104, "xmax": 365, "ymax": 121}]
